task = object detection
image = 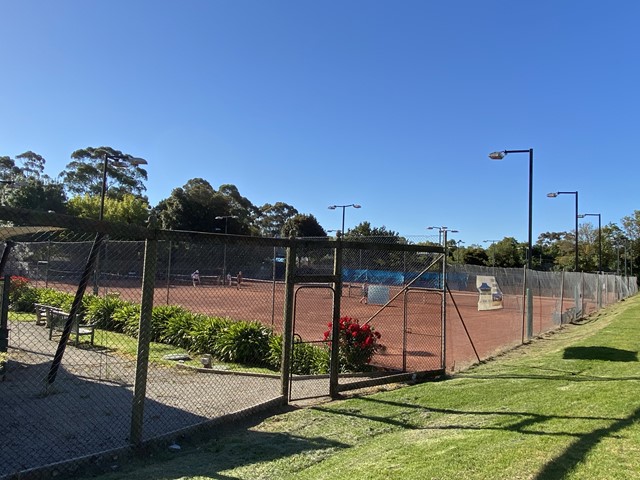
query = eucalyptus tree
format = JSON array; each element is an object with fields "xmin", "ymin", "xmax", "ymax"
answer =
[
  {"xmin": 621, "ymin": 211, "xmax": 640, "ymax": 277},
  {"xmin": 0, "ymin": 152, "xmax": 66, "ymax": 212},
  {"xmin": 61, "ymin": 146, "xmax": 148, "ymax": 200},
  {"xmin": 490, "ymin": 237, "xmax": 525, "ymax": 268},
  {"xmin": 257, "ymin": 202, "xmax": 299, "ymax": 236},
  {"xmin": 281, "ymin": 213, "xmax": 326, "ymax": 238},
  {"xmin": 16, "ymin": 151, "xmax": 46, "ymax": 179},
  {"xmin": 155, "ymin": 179, "xmax": 255, "ymax": 234}
]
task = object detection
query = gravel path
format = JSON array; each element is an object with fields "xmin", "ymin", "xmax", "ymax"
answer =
[
  {"xmin": 0, "ymin": 321, "xmax": 324, "ymax": 478},
  {"xmin": 1, "ymin": 320, "xmax": 401, "ymax": 479}
]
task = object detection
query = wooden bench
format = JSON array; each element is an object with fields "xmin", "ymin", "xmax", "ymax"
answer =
[{"xmin": 47, "ymin": 309, "xmax": 96, "ymax": 346}]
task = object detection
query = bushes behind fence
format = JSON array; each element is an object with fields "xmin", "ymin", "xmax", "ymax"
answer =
[{"xmin": 9, "ymin": 282, "xmax": 375, "ymax": 374}]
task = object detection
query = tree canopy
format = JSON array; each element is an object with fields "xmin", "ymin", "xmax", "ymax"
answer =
[
  {"xmin": 155, "ymin": 179, "xmax": 256, "ymax": 234},
  {"xmin": 257, "ymin": 202, "xmax": 299, "ymax": 236},
  {"xmin": 282, "ymin": 214, "xmax": 326, "ymax": 238},
  {"xmin": 67, "ymin": 194, "xmax": 149, "ymax": 224},
  {"xmin": 62, "ymin": 146, "xmax": 148, "ymax": 200},
  {"xmin": 0, "ymin": 146, "xmax": 638, "ymax": 280}
]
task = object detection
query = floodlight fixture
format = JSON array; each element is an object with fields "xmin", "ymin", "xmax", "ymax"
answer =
[
  {"xmin": 328, "ymin": 203, "xmax": 361, "ymax": 236},
  {"xmin": 487, "ymin": 147, "xmax": 534, "ymax": 269},
  {"xmin": 547, "ymin": 190, "xmax": 579, "ymax": 271}
]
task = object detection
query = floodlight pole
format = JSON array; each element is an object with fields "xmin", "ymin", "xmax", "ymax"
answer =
[
  {"xmin": 488, "ymin": 149, "xmax": 533, "ymax": 270},
  {"xmin": 215, "ymin": 215, "xmax": 238, "ymax": 283},
  {"xmin": 328, "ymin": 203, "xmax": 361, "ymax": 236},
  {"xmin": 95, "ymin": 152, "xmax": 148, "ymax": 295},
  {"xmin": 427, "ymin": 226, "xmax": 458, "ymax": 248}
]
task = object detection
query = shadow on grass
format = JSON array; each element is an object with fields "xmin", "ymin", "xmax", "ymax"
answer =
[
  {"xmin": 126, "ymin": 412, "xmax": 348, "ymax": 480},
  {"xmin": 534, "ymin": 405, "xmax": 640, "ymax": 480},
  {"xmin": 563, "ymin": 346, "xmax": 638, "ymax": 362},
  {"xmin": 316, "ymin": 396, "xmax": 640, "ymax": 480},
  {"xmin": 456, "ymin": 364, "xmax": 640, "ymax": 382},
  {"xmin": 314, "ymin": 397, "xmax": 623, "ymax": 437}
]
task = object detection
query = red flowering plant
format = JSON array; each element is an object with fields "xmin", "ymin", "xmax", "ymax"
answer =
[
  {"xmin": 323, "ymin": 316, "xmax": 382, "ymax": 372},
  {"xmin": 9, "ymin": 276, "xmax": 30, "ymax": 303},
  {"xmin": 8, "ymin": 275, "xmax": 40, "ymax": 312}
]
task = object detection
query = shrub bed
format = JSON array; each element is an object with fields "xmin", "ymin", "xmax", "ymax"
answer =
[{"xmin": 9, "ymin": 281, "xmax": 381, "ymax": 374}]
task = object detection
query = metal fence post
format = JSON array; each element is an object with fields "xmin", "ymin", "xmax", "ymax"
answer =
[
  {"xmin": 581, "ymin": 271, "xmax": 585, "ymax": 317},
  {"xmin": 441, "ymin": 249, "xmax": 447, "ymax": 371},
  {"xmin": 329, "ymin": 237, "xmax": 343, "ymax": 399},
  {"xmin": 0, "ymin": 241, "xmax": 15, "ymax": 277},
  {"xmin": 526, "ymin": 288, "xmax": 533, "ymax": 341},
  {"xmin": 47, "ymin": 232, "xmax": 106, "ymax": 389},
  {"xmin": 280, "ymin": 240, "xmax": 296, "ymax": 400},
  {"xmin": 0, "ymin": 275, "xmax": 9, "ymax": 354},
  {"xmin": 521, "ymin": 266, "xmax": 527, "ymax": 343},
  {"xmin": 559, "ymin": 269, "xmax": 565, "ymax": 322},
  {"xmin": 130, "ymin": 215, "xmax": 158, "ymax": 446}
]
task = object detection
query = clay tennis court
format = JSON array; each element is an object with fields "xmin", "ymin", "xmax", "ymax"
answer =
[{"xmin": 48, "ymin": 276, "xmax": 590, "ymax": 373}]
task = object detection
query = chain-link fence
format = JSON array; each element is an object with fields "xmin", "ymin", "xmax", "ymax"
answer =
[
  {"xmin": 446, "ymin": 265, "xmax": 637, "ymax": 371},
  {"xmin": 0, "ymin": 207, "xmax": 445, "ymax": 479},
  {"xmin": 0, "ymin": 206, "xmax": 636, "ymax": 479}
]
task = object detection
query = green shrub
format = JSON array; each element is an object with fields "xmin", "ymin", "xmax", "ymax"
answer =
[
  {"xmin": 122, "ymin": 304, "xmax": 178, "ymax": 342},
  {"xmin": 213, "ymin": 321, "xmax": 273, "ymax": 365},
  {"xmin": 160, "ymin": 309, "xmax": 201, "ymax": 349},
  {"xmin": 190, "ymin": 316, "xmax": 233, "ymax": 354},
  {"xmin": 10, "ymin": 283, "xmax": 39, "ymax": 312},
  {"xmin": 152, "ymin": 305, "xmax": 195, "ymax": 346},
  {"xmin": 84, "ymin": 294, "xmax": 129, "ymax": 332},
  {"xmin": 266, "ymin": 335, "xmax": 283, "ymax": 370},
  {"xmin": 36, "ymin": 288, "xmax": 75, "ymax": 311},
  {"xmin": 117, "ymin": 304, "xmax": 143, "ymax": 337},
  {"xmin": 8, "ymin": 276, "xmax": 31, "ymax": 310},
  {"xmin": 267, "ymin": 335, "xmax": 330, "ymax": 375}
]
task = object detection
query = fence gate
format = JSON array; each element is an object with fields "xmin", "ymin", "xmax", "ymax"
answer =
[
  {"xmin": 288, "ymin": 283, "xmax": 335, "ymax": 402},
  {"xmin": 334, "ymin": 248, "xmax": 446, "ymax": 395},
  {"xmin": 403, "ymin": 288, "xmax": 444, "ymax": 372}
]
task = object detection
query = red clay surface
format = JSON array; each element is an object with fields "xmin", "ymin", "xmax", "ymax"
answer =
[{"xmin": 45, "ymin": 277, "xmax": 606, "ymax": 373}]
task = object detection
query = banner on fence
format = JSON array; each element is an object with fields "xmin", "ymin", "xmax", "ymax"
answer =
[{"xmin": 476, "ymin": 275, "xmax": 504, "ymax": 311}]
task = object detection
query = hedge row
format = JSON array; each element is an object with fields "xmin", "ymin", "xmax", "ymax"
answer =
[{"xmin": 9, "ymin": 281, "xmax": 331, "ymax": 375}]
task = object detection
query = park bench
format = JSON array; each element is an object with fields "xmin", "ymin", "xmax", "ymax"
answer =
[{"xmin": 47, "ymin": 308, "xmax": 96, "ymax": 346}]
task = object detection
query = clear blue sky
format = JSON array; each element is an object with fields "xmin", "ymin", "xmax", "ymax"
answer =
[{"xmin": 1, "ymin": 1, "xmax": 638, "ymax": 245}]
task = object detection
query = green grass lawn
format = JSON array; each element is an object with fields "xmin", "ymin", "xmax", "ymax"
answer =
[{"xmin": 80, "ymin": 295, "xmax": 640, "ymax": 479}]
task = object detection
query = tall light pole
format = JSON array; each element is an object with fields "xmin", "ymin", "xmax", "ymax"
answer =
[
  {"xmin": 215, "ymin": 215, "xmax": 238, "ymax": 283},
  {"xmin": 328, "ymin": 203, "xmax": 361, "ymax": 236},
  {"xmin": 99, "ymin": 153, "xmax": 148, "ymax": 221},
  {"xmin": 578, "ymin": 213, "xmax": 601, "ymax": 273},
  {"xmin": 488, "ymin": 148, "xmax": 533, "ymax": 270},
  {"xmin": 547, "ymin": 191, "xmax": 579, "ymax": 271},
  {"xmin": 427, "ymin": 226, "xmax": 459, "ymax": 247},
  {"xmin": 94, "ymin": 152, "xmax": 147, "ymax": 295}
]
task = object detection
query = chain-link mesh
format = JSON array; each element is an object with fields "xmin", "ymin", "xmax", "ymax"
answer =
[
  {"xmin": 0, "ymin": 211, "xmax": 287, "ymax": 478},
  {"xmin": 446, "ymin": 265, "xmax": 637, "ymax": 371},
  {"xmin": 0, "ymin": 206, "xmax": 636, "ymax": 478}
]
